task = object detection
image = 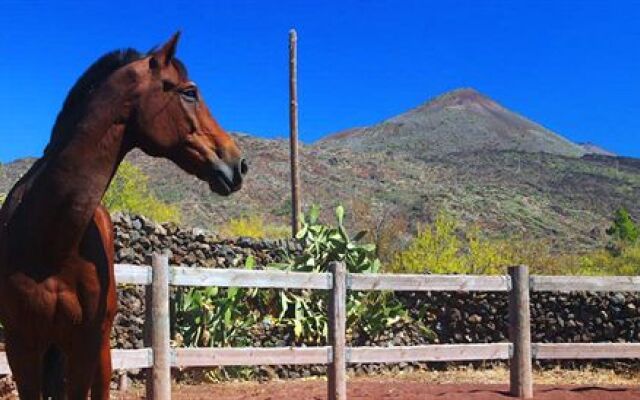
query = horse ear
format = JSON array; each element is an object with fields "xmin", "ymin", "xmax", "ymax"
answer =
[{"xmin": 150, "ymin": 31, "xmax": 181, "ymax": 70}]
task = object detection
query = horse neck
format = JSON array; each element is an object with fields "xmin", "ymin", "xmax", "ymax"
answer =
[
  {"xmin": 19, "ymin": 88, "xmax": 132, "ymax": 253},
  {"xmin": 47, "ymin": 121, "xmax": 128, "ymax": 219}
]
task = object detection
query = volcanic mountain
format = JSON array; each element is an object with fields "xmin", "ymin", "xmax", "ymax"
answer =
[
  {"xmin": 1, "ymin": 88, "xmax": 637, "ymax": 251},
  {"xmin": 319, "ymin": 88, "xmax": 586, "ymax": 157}
]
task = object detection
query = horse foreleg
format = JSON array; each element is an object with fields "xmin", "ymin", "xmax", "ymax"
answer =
[
  {"xmin": 5, "ymin": 333, "xmax": 44, "ymax": 400},
  {"xmin": 90, "ymin": 328, "xmax": 113, "ymax": 400},
  {"xmin": 42, "ymin": 345, "xmax": 65, "ymax": 399},
  {"xmin": 66, "ymin": 331, "xmax": 101, "ymax": 400}
]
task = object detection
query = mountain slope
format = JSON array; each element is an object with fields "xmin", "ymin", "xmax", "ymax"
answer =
[
  {"xmin": 1, "ymin": 89, "xmax": 637, "ymax": 253},
  {"xmin": 2, "ymin": 140, "xmax": 637, "ymax": 252},
  {"xmin": 579, "ymin": 142, "xmax": 616, "ymax": 156},
  {"xmin": 320, "ymin": 88, "xmax": 585, "ymax": 157}
]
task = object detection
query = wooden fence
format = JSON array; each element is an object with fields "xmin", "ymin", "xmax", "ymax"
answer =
[{"xmin": 1, "ymin": 256, "xmax": 640, "ymax": 399}]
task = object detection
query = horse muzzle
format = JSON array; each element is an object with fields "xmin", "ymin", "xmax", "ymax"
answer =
[{"xmin": 207, "ymin": 158, "xmax": 248, "ymax": 196}]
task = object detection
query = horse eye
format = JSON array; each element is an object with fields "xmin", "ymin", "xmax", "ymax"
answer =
[{"xmin": 181, "ymin": 89, "xmax": 198, "ymax": 103}]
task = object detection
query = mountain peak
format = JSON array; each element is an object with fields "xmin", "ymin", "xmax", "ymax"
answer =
[
  {"xmin": 433, "ymin": 87, "xmax": 492, "ymax": 104},
  {"xmin": 435, "ymin": 87, "xmax": 485, "ymax": 102},
  {"xmin": 321, "ymin": 88, "xmax": 586, "ymax": 158},
  {"xmin": 397, "ymin": 88, "xmax": 501, "ymax": 119}
]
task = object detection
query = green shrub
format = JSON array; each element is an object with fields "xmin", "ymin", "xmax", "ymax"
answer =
[
  {"xmin": 174, "ymin": 205, "xmax": 424, "ymax": 355},
  {"xmin": 175, "ymin": 256, "xmax": 263, "ymax": 348},
  {"xmin": 607, "ymin": 208, "xmax": 639, "ymax": 244},
  {"xmin": 387, "ymin": 212, "xmax": 464, "ymax": 274},
  {"xmin": 578, "ymin": 241, "xmax": 640, "ymax": 276},
  {"xmin": 0, "ymin": 193, "xmax": 5, "ymax": 206},
  {"xmin": 103, "ymin": 161, "xmax": 180, "ymax": 223},
  {"xmin": 466, "ymin": 226, "xmax": 514, "ymax": 274},
  {"xmin": 279, "ymin": 205, "xmax": 417, "ymax": 341},
  {"xmin": 219, "ymin": 214, "xmax": 289, "ymax": 239},
  {"xmin": 572, "ymin": 209, "xmax": 640, "ymax": 276},
  {"xmin": 387, "ymin": 209, "xmax": 640, "ymax": 276},
  {"xmin": 287, "ymin": 204, "xmax": 380, "ymax": 273},
  {"xmin": 387, "ymin": 212, "xmax": 512, "ymax": 275},
  {"xmin": 499, "ymin": 238, "xmax": 581, "ymax": 275}
]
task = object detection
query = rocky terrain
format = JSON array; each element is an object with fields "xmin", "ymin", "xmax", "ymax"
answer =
[{"xmin": 1, "ymin": 88, "xmax": 638, "ymax": 252}]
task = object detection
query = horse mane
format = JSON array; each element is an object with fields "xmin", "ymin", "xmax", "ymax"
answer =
[
  {"xmin": 0, "ymin": 49, "xmax": 148, "ymax": 214},
  {"xmin": 44, "ymin": 48, "xmax": 144, "ymax": 156},
  {"xmin": 5, "ymin": 46, "xmax": 190, "ymax": 213}
]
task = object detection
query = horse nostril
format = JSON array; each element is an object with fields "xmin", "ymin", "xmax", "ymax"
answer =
[{"xmin": 239, "ymin": 158, "xmax": 248, "ymax": 175}]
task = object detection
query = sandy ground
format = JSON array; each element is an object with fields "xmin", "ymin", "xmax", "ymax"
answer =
[
  {"xmin": 117, "ymin": 380, "xmax": 640, "ymax": 400},
  {"xmin": 115, "ymin": 367, "xmax": 640, "ymax": 400}
]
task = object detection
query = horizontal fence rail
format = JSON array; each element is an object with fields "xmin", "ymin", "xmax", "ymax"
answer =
[
  {"xmin": 533, "ymin": 343, "xmax": 640, "ymax": 360},
  {"xmin": 0, "ymin": 344, "xmax": 513, "ymax": 374},
  {"xmin": 348, "ymin": 273, "xmax": 511, "ymax": 292},
  {"xmin": 115, "ymin": 264, "xmax": 152, "ymax": 285},
  {"xmin": 348, "ymin": 343, "xmax": 512, "ymax": 363},
  {"xmin": 114, "ymin": 265, "xmax": 511, "ymax": 292},
  {"xmin": 175, "ymin": 347, "xmax": 332, "ymax": 367},
  {"xmin": 531, "ymin": 275, "xmax": 640, "ymax": 292},
  {"xmin": 169, "ymin": 266, "xmax": 333, "ymax": 289},
  {"xmin": 1, "ymin": 261, "xmax": 637, "ymax": 400},
  {"xmin": 0, "ymin": 348, "xmax": 153, "ymax": 375}
]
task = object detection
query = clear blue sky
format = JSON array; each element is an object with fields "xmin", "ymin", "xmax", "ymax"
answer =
[{"xmin": 0, "ymin": 0, "xmax": 639, "ymax": 162}]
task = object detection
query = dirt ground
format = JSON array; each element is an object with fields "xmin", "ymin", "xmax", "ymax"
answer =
[
  {"xmin": 2, "ymin": 367, "xmax": 639, "ymax": 399},
  {"xmin": 118, "ymin": 380, "xmax": 640, "ymax": 400},
  {"xmin": 117, "ymin": 367, "xmax": 640, "ymax": 400}
]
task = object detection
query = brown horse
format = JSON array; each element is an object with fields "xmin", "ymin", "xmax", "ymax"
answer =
[{"xmin": 0, "ymin": 33, "xmax": 247, "ymax": 399}]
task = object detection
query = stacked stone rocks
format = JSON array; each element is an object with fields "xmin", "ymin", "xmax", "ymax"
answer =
[
  {"xmin": 112, "ymin": 212, "xmax": 299, "ymax": 269},
  {"xmin": 110, "ymin": 212, "xmax": 301, "ymax": 352}
]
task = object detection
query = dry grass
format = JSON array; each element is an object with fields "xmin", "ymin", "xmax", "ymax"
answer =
[{"xmin": 355, "ymin": 365, "xmax": 640, "ymax": 386}]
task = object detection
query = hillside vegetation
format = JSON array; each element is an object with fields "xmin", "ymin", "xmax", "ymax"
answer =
[
  {"xmin": 1, "ymin": 88, "xmax": 638, "ymax": 256},
  {"xmin": 103, "ymin": 161, "xmax": 180, "ymax": 222},
  {"xmin": 386, "ymin": 208, "xmax": 640, "ymax": 276}
]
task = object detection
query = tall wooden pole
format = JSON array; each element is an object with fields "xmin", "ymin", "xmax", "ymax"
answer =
[{"xmin": 289, "ymin": 29, "xmax": 301, "ymax": 237}]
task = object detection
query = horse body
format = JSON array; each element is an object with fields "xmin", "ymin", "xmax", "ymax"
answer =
[
  {"xmin": 0, "ymin": 150, "xmax": 119, "ymax": 398},
  {"xmin": 0, "ymin": 33, "xmax": 246, "ymax": 399}
]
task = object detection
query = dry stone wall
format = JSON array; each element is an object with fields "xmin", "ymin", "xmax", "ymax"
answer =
[{"xmin": 112, "ymin": 214, "xmax": 640, "ymax": 379}]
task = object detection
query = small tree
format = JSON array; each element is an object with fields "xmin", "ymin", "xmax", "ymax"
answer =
[
  {"xmin": 387, "ymin": 211, "xmax": 519, "ymax": 275},
  {"xmin": 388, "ymin": 212, "xmax": 465, "ymax": 274},
  {"xmin": 103, "ymin": 161, "xmax": 180, "ymax": 222},
  {"xmin": 606, "ymin": 208, "xmax": 639, "ymax": 244}
]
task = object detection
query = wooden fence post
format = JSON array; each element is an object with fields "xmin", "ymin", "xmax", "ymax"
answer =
[
  {"xmin": 149, "ymin": 254, "xmax": 171, "ymax": 400},
  {"xmin": 509, "ymin": 265, "xmax": 533, "ymax": 398},
  {"xmin": 144, "ymin": 274, "xmax": 153, "ymax": 398},
  {"xmin": 328, "ymin": 261, "xmax": 347, "ymax": 400}
]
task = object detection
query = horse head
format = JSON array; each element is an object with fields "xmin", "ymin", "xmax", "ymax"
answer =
[{"xmin": 124, "ymin": 33, "xmax": 247, "ymax": 196}]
